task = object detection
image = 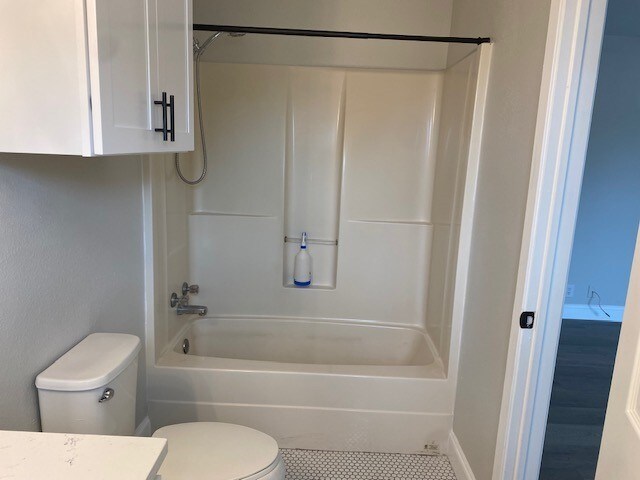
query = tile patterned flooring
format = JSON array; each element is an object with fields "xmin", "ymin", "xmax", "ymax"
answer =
[
  {"xmin": 280, "ymin": 449, "xmax": 457, "ymax": 480},
  {"xmin": 539, "ymin": 319, "xmax": 621, "ymax": 480}
]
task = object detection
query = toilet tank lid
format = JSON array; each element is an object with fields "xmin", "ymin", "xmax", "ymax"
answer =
[{"xmin": 36, "ymin": 333, "xmax": 141, "ymax": 392}]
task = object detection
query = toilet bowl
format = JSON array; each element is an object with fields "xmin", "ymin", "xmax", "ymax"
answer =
[{"xmin": 35, "ymin": 333, "xmax": 285, "ymax": 480}]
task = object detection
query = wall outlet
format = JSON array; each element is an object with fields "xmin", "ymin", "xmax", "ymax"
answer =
[{"xmin": 566, "ymin": 284, "xmax": 575, "ymax": 298}]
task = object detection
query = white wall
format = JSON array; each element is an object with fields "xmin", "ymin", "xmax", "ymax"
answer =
[
  {"xmin": 448, "ymin": 0, "xmax": 553, "ymax": 478},
  {"xmin": 565, "ymin": 34, "xmax": 640, "ymax": 311},
  {"xmin": 193, "ymin": 0, "xmax": 453, "ymax": 70},
  {"xmin": 0, "ymin": 153, "xmax": 147, "ymax": 431}
]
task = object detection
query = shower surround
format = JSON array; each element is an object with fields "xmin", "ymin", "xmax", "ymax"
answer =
[{"xmin": 145, "ymin": 47, "xmax": 491, "ymax": 454}]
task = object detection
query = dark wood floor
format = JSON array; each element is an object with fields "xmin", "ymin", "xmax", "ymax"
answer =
[{"xmin": 538, "ymin": 319, "xmax": 621, "ymax": 480}]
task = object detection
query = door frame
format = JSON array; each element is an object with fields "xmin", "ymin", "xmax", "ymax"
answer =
[{"xmin": 492, "ymin": 0, "xmax": 610, "ymax": 478}]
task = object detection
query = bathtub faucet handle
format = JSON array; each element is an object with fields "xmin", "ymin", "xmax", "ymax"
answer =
[{"xmin": 182, "ymin": 282, "xmax": 199, "ymax": 295}]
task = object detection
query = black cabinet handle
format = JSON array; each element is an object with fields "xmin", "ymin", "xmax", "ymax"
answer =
[
  {"xmin": 154, "ymin": 92, "xmax": 168, "ymax": 141},
  {"xmin": 168, "ymin": 94, "xmax": 175, "ymax": 142}
]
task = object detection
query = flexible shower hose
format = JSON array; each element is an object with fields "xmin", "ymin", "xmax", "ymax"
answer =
[{"xmin": 175, "ymin": 39, "xmax": 210, "ymax": 185}]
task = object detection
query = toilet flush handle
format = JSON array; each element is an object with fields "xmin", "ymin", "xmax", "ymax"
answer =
[{"xmin": 99, "ymin": 388, "xmax": 115, "ymax": 403}]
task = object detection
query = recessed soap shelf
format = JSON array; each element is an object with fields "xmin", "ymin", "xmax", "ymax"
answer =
[
  {"xmin": 283, "ymin": 283, "xmax": 336, "ymax": 290},
  {"xmin": 284, "ymin": 236, "xmax": 338, "ymax": 246}
]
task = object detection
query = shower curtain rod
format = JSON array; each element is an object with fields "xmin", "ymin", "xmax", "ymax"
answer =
[{"xmin": 193, "ymin": 24, "xmax": 491, "ymax": 45}]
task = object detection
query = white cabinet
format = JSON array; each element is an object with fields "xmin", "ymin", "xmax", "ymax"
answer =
[{"xmin": 0, "ymin": 0, "xmax": 193, "ymax": 156}]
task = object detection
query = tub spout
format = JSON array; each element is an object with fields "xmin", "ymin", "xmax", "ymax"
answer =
[{"xmin": 177, "ymin": 304, "xmax": 208, "ymax": 316}]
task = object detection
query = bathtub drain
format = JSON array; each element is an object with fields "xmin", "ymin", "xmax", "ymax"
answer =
[{"xmin": 182, "ymin": 338, "xmax": 190, "ymax": 354}]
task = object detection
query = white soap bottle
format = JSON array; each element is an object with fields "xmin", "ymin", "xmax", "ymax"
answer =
[{"xmin": 293, "ymin": 232, "xmax": 312, "ymax": 287}]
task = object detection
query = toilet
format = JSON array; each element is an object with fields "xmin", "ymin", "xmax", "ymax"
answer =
[{"xmin": 35, "ymin": 333, "xmax": 285, "ymax": 480}]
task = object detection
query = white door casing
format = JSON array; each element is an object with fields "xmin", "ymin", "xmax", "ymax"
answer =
[
  {"xmin": 492, "ymin": 0, "xmax": 609, "ymax": 478},
  {"xmin": 596, "ymin": 226, "xmax": 640, "ymax": 479}
]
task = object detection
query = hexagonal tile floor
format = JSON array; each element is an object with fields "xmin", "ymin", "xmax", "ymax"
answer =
[{"xmin": 280, "ymin": 449, "xmax": 457, "ymax": 480}]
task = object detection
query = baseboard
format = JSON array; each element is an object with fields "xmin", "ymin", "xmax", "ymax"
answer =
[
  {"xmin": 448, "ymin": 432, "xmax": 476, "ymax": 480},
  {"xmin": 134, "ymin": 416, "xmax": 151, "ymax": 437},
  {"xmin": 562, "ymin": 303, "xmax": 624, "ymax": 322}
]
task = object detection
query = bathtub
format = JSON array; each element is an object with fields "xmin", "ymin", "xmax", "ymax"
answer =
[
  {"xmin": 149, "ymin": 317, "xmax": 454, "ymax": 453},
  {"xmin": 172, "ymin": 317, "xmax": 439, "ymax": 375}
]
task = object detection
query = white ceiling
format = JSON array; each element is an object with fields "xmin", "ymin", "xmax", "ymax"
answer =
[{"xmin": 605, "ymin": 0, "xmax": 640, "ymax": 37}]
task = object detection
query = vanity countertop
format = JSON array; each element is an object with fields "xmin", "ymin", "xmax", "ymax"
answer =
[{"xmin": 0, "ymin": 429, "xmax": 167, "ymax": 479}]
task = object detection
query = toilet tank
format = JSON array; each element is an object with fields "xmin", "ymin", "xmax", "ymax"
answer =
[{"xmin": 36, "ymin": 333, "xmax": 141, "ymax": 436}]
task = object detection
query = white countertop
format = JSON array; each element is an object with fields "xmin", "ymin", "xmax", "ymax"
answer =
[{"xmin": 0, "ymin": 430, "xmax": 167, "ymax": 480}]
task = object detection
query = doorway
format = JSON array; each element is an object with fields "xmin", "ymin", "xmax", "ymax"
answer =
[
  {"xmin": 538, "ymin": 0, "xmax": 640, "ymax": 477},
  {"xmin": 491, "ymin": 0, "xmax": 640, "ymax": 477}
]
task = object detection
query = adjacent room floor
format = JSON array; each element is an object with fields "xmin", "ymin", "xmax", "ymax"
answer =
[
  {"xmin": 281, "ymin": 449, "xmax": 457, "ymax": 480},
  {"xmin": 539, "ymin": 319, "xmax": 621, "ymax": 480}
]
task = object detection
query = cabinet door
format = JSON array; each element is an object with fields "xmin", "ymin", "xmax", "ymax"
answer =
[
  {"xmin": 86, "ymin": 0, "xmax": 193, "ymax": 155},
  {"xmin": 86, "ymin": 0, "xmax": 163, "ymax": 155},
  {"xmin": 0, "ymin": 0, "xmax": 92, "ymax": 156},
  {"xmin": 151, "ymin": 0, "xmax": 194, "ymax": 152}
]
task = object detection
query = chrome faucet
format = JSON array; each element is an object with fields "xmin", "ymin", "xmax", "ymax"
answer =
[
  {"xmin": 176, "ymin": 304, "xmax": 208, "ymax": 316},
  {"xmin": 170, "ymin": 282, "xmax": 208, "ymax": 316}
]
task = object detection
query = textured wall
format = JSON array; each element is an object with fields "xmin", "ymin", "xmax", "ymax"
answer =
[
  {"xmin": 566, "ymin": 35, "xmax": 640, "ymax": 308},
  {"xmin": 0, "ymin": 154, "xmax": 147, "ymax": 431},
  {"xmin": 448, "ymin": 0, "xmax": 553, "ymax": 478}
]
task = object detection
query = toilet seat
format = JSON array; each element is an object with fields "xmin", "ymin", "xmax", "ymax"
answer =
[{"xmin": 152, "ymin": 422, "xmax": 285, "ymax": 480}]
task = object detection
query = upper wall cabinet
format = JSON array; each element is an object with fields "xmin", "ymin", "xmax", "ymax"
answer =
[{"xmin": 0, "ymin": 0, "xmax": 193, "ymax": 157}]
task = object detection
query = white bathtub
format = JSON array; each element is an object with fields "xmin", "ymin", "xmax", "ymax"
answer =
[
  {"xmin": 178, "ymin": 317, "xmax": 436, "ymax": 372},
  {"xmin": 149, "ymin": 317, "xmax": 453, "ymax": 453}
]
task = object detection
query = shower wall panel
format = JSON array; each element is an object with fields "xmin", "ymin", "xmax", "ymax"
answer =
[
  {"xmin": 162, "ymin": 154, "xmax": 191, "ymax": 353},
  {"xmin": 283, "ymin": 68, "xmax": 345, "ymax": 288},
  {"xmin": 426, "ymin": 52, "xmax": 482, "ymax": 371},
  {"xmin": 343, "ymin": 71, "xmax": 440, "ymax": 224},
  {"xmin": 190, "ymin": 64, "xmax": 287, "ymax": 217},
  {"xmin": 187, "ymin": 62, "xmax": 443, "ymax": 329}
]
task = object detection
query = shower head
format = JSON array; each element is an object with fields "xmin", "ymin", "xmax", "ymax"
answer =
[
  {"xmin": 178, "ymin": 30, "xmax": 247, "ymax": 185},
  {"xmin": 193, "ymin": 31, "xmax": 223, "ymax": 59},
  {"xmin": 193, "ymin": 31, "xmax": 246, "ymax": 59}
]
